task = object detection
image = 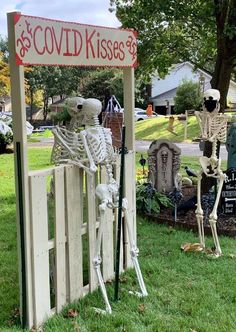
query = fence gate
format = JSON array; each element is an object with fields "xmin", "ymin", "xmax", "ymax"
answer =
[{"xmin": 7, "ymin": 12, "xmax": 137, "ymax": 329}]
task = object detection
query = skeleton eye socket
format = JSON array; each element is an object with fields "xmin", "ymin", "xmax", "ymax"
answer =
[
  {"xmin": 204, "ymin": 97, "xmax": 206, "ymax": 100},
  {"xmin": 209, "ymin": 96, "xmax": 213, "ymax": 100}
]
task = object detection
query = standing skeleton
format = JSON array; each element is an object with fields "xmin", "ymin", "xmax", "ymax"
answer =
[
  {"xmin": 52, "ymin": 97, "xmax": 147, "ymax": 313},
  {"xmin": 195, "ymin": 89, "xmax": 231, "ymax": 256}
]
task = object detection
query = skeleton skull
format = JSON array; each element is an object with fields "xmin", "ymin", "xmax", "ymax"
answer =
[
  {"xmin": 64, "ymin": 97, "xmax": 85, "ymax": 117},
  {"xmin": 81, "ymin": 98, "xmax": 102, "ymax": 125},
  {"xmin": 203, "ymin": 89, "xmax": 220, "ymax": 113},
  {"xmin": 61, "ymin": 97, "xmax": 102, "ymax": 127}
]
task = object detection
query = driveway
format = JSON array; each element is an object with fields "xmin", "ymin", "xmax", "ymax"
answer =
[
  {"xmin": 135, "ymin": 140, "xmax": 228, "ymax": 160},
  {"xmin": 28, "ymin": 137, "xmax": 228, "ymax": 160}
]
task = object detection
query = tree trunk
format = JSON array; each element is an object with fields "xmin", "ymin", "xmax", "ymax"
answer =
[
  {"xmin": 201, "ymin": 0, "xmax": 235, "ymax": 194},
  {"xmin": 210, "ymin": 54, "xmax": 234, "ymax": 110}
]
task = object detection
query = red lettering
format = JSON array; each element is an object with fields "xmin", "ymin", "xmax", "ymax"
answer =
[
  {"xmin": 97, "ymin": 32, "xmax": 100, "ymax": 58},
  {"xmin": 52, "ymin": 26, "xmax": 63, "ymax": 55},
  {"xmin": 100, "ymin": 39, "xmax": 107, "ymax": 59},
  {"xmin": 106, "ymin": 40, "xmax": 113, "ymax": 61},
  {"xmin": 86, "ymin": 29, "xmax": 96, "ymax": 59},
  {"xmin": 45, "ymin": 27, "xmax": 54, "ymax": 54},
  {"xmin": 113, "ymin": 41, "xmax": 119, "ymax": 59},
  {"xmin": 63, "ymin": 28, "xmax": 72, "ymax": 56},
  {"xmin": 33, "ymin": 25, "xmax": 45, "ymax": 55},
  {"xmin": 72, "ymin": 29, "xmax": 82, "ymax": 56},
  {"xmin": 118, "ymin": 41, "xmax": 125, "ymax": 61}
]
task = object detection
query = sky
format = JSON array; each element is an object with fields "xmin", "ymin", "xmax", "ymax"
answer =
[{"xmin": 0, "ymin": 0, "xmax": 120, "ymax": 38}]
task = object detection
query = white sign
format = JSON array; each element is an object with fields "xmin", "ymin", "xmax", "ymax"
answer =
[{"xmin": 14, "ymin": 14, "xmax": 137, "ymax": 68}]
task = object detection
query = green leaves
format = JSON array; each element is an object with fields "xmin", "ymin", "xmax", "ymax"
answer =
[
  {"xmin": 136, "ymin": 182, "xmax": 173, "ymax": 215},
  {"xmin": 113, "ymin": 0, "xmax": 217, "ymax": 77},
  {"xmin": 174, "ymin": 80, "xmax": 202, "ymax": 114}
]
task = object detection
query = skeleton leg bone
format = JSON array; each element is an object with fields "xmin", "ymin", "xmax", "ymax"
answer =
[
  {"xmin": 195, "ymin": 172, "xmax": 205, "ymax": 248},
  {"xmin": 122, "ymin": 198, "xmax": 148, "ymax": 297},
  {"xmin": 208, "ymin": 172, "xmax": 226, "ymax": 256},
  {"xmin": 93, "ymin": 201, "xmax": 112, "ymax": 314}
]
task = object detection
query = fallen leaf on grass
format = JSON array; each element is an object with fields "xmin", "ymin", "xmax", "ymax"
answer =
[
  {"xmin": 138, "ymin": 303, "xmax": 145, "ymax": 313},
  {"xmin": 119, "ymin": 276, "xmax": 128, "ymax": 283},
  {"xmin": 228, "ymin": 254, "xmax": 236, "ymax": 259},
  {"xmin": 181, "ymin": 243, "xmax": 214, "ymax": 254},
  {"xmin": 30, "ymin": 328, "xmax": 43, "ymax": 332},
  {"xmin": 105, "ymin": 278, "xmax": 113, "ymax": 284},
  {"xmin": 65, "ymin": 308, "xmax": 78, "ymax": 318},
  {"xmin": 181, "ymin": 243, "xmax": 204, "ymax": 252}
]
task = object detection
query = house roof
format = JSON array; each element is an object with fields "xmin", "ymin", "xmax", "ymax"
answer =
[
  {"xmin": 150, "ymin": 87, "xmax": 177, "ymax": 100},
  {"xmin": 152, "ymin": 61, "xmax": 236, "ymax": 98}
]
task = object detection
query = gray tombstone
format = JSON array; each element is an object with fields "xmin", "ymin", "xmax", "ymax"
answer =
[{"xmin": 148, "ymin": 139, "xmax": 181, "ymax": 193}]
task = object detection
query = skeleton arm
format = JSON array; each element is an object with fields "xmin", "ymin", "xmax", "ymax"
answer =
[
  {"xmin": 79, "ymin": 130, "xmax": 98, "ymax": 173},
  {"xmin": 52, "ymin": 126, "xmax": 96, "ymax": 175}
]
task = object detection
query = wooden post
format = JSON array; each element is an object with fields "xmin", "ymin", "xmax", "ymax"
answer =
[
  {"xmin": 7, "ymin": 12, "xmax": 33, "ymax": 328},
  {"xmin": 123, "ymin": 68, "xmax": 135, "ymax": 151},
  {"xmin": 123, "ymin": 68, "xmax": 136, "ymax": 267}
]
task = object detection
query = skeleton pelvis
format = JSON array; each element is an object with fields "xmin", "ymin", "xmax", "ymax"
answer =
[{"xmin": 199, "ymin": 156, "xmax": 221, "ymax": 177}]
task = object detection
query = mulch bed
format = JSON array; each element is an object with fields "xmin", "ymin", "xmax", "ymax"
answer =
[
  {"xmin": 145, "ymin": 184, "xmax": 236, "ymax": 237},
  {"xmin": 147, "ymin": 208, "xmax": 236, "ymax": 238}
]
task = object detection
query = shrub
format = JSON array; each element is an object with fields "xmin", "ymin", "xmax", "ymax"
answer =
[
  {"xmin": 51, "ymin": 107, "xmax": 71, "ymax": 126},
  {"xmin": 0, "ymin": 131, "xmax": 13, "ymax": 153},
  {"xmin": 174, "ymin": 80, "xmax": 202, "ymax": 114},
  {"xmin": 136, "ymin": 182, "xmax": 173, "ymax": 215}
]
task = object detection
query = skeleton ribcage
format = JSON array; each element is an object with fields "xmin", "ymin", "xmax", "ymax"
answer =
[
  {"xmin": 209, "ymin": 115, "xmax": 228, "ymax": 143},
  {"xmin": 86, "ymin": 127, "xmax": 114, "ymax": 165},
  {"xmin": 51, "ymin": 126, "xmax": 87, "ymax": 165}
]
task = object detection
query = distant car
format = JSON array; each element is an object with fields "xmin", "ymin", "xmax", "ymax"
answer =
[
  {"xmin": 134, "ymin": 109, "xmax": 158, "ymax": 121},
  {"xmin": 120, "ymin": 108, "xmax": 161, "ymax": 121},
  {"xmin": 38, "ymin": 125, "xmax": 55, "ymax": 131}
]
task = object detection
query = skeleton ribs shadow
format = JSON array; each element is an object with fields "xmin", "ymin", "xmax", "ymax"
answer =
[{"xmin": 51, "ymin": 97, "xmax": 147, "ymax": 313}]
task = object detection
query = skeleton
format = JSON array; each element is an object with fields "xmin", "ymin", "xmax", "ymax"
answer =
[
  {"xmin": 195, "ymin": 89, "xmax": 231, "ymax": 256},
  {"xmin": 52, "ymin": 97, "xmax": 147, "ymax": 313}
]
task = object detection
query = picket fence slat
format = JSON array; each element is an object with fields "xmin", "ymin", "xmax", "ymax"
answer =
[
  {"xmin": 29, "ymin": 175, "xmax": 51, "ymax": 326},
  {"xmin": 100, "ymin": 166, "xmax": 114, "ymax": 280},
  {"xmin": 124, "ymin": 152, "xmax": 136, "ymax": 268},
  {"xmin": 86, "ymin": 174, "xmax": 97, "ymax": 291},
  {"xmin": 54, "ymin": 168, "xmax": 67, "ymax": 312},
  {"xmin": 65, "ymin": 166, "xmax": 84, "ymax": 301}
]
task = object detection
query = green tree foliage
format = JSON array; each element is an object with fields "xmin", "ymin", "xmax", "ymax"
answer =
[
  {"xmin": 0, "ymin": 36, "xmax": 8, "ymax": 62},
  {"xmin": 78, "ymin": 68, "xmax": 124, "ymax": 107},
  {"xmin": 0, "ymin": 52, "xmax": 10, "ymax": 98},
  {"xmin": 110, "ymin": 0, "xmax": 236, "ymax": 109},
  {"xmin": 174, "ymin": 80, "xmax": 202, "ymax": 114}
]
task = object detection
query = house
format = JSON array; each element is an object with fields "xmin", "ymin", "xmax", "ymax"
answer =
[
  {"xmin": 0, "ymin": 96, "xmax": 11, "ymax": 113},
  {"xmin": 150, "ymin": 62, "xmax": 236, "ymax": 114}
]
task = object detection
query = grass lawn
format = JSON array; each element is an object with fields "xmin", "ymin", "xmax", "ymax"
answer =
[
  {"xmin": 135, "ymin": 116, "xmax": 199, "ymax": 142},
  {"xmin": 0, "ymin": 148, "xmax": 235, "ymax": 331}
]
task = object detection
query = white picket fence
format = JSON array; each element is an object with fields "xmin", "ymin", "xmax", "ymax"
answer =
[{"xmin": 27, "ymin": 152, "xmax": 136, "ymax": 327}]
